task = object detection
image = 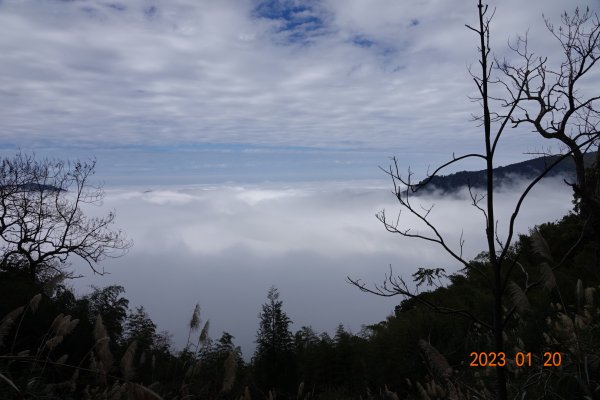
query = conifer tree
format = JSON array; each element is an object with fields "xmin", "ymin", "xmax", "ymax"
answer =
[{"xmin": 254, "ymin": 286, "xmax": 295, "ymax": 393}]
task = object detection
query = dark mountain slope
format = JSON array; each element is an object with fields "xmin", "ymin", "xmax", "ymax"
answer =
[{"xmin": 416, "ymin": 152, "xmax": 596, "ymax": 194}]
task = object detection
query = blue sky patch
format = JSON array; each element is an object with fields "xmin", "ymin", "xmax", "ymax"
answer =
[
  {"xmin": 253, "ymin": 0, "xmax": 329, "ymax": 44},
  {"xmin": 352, "ymin": 35, "xmax": 375, "ymax": 48}
]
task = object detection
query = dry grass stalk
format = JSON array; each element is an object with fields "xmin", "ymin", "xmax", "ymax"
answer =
[
  {"xmin": 539, "ymin": 262, "xmax": 557, "ymax": 291},
  {"xmin": 185, "ymin": 361, "xmax": 202, "ymax": 380},
  {"xmin": 186, "ymin": 303, "xmax": 201, "ymax": 350},
  {"xmin": 71, "ymin": 368, "xmax": 79, "ymax": 384},
  {"xmin": 241, "ymin": 385, "xmax": 251, "ymax": 400},
  {"xmin": 0, "ymin": 306, "xmax": 25, "ymax": 348},
  {"xmin": 93, "ymin": 315, "xmax": 113, "ymax": 377},
  {"xmin": 297, "ymin": 381, "xmax": 304, "ymax": 400},
  {"xmin": 120, "ymin": 340, "xmax": 137, "ymax": 381},
  {"xmin": 0, "ymin": 371, "xmax": 21, "ymax": 396},
  {"xmin": 29, "ymin": 293, "xmax": 42, "ymax": 313},
  {"xmin": 383, "ymin": 384, "xmax": 399, "ymax": 400},
  {"xmin": 127, "ymin": 382, "xmax": 163, "ymax": 400},
  {"xmin": 93, "ymin": 315, "xmax": 108, "ymax": 342},
  {"xmin": 221, "ymin": 351, "xmax": 237, "ymax": 392},
  {"xmin": 507, "ymin": 281, "xmax": 531, "ymax": 314},
  {"xmin": 56, "ymin": 315, "xmax": 72, "ymax": 336},
  {"xmin": 190, "ymin": 304, "xmax": 201, "ymax": 330},
  {"xmin": 415, "ymin": 382, "xmax": 430, "ymax": 400},
  {"xmin": 89, "ymin": 352, "xmax": 98, "ymax": 373},
  {"xmin": 50, "ymin": 313, "xmax": 65, "ymax": 333},
  {"xmin": 56, "ymin": 353, "xmax": 69, "ymax": 365},
  {"xmin": 585, "ymin": 287, "xmax": 596, "ymax": 306},
  {"xmin": 108, "ymin": 381, "xmax": 124, "ymax": 399},
  {"xmin": 531, "ymin": 228, "xmax": 553, "ymax": 262},
  {"xmin": 199, "ymin": 320, "xmax": 210, "ymax": 346},
  {"xmin": 417, "ymin": 340, "xmax": 452, "ymax": 380}
]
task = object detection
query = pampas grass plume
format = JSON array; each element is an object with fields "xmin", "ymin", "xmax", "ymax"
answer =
[
  {"xmin": 29, "ymin": 293, "xmax": 42, "ymax": 313},
  {"xmin": 121, "ymin": 341, "xmax": 137, "ymax": 381},
  {"xmin": 0, "ymin": 306, "xmax": 25, "ymax": 348},
  {"xmin": 221, "ymin": 352, "xmax": 237, "ymax": 393}
]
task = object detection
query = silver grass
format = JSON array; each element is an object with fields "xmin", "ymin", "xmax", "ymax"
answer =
[
  {"xmin": 576, "ymin": 279, "xmax": 584, "ymax": 307},
  {"xmin": 65, "ymin": 319, "xmax": 80, "ymax": 335},
  {"xmin": 127, "ymin": 383, "xmax": 163, "ymax": 400},
  {"xmin": 297, "ymin": 382, "xmax": 304, "ymax": 400},
  {"xmin": 29, "ymin": 294, "xmax": 42, "ymax": 313},
  {"xmin": 189, "ymin": 304, "xmax": 200, "ymax": 331},
  {"xmin": 585, "ymin": 287, "xmax": 596, "ymax": 306},
  {"xmin": 186, "ymin": 303, "xmax": 201, "ymax": 350},
  {"xmin": 0, "ymin": 306, "xmax": 25, "ymax": 348},
  {"xmin": 531, "ymin": 228, "xmax": 553, "ymax": 262},
  {"xmin": 56, "ymin": 315, "xmax": 72, "ymax": 336},
  {"xmin": 221, "ymin": 352, "xmax": 237, "ymax": 393},
  {"xmin": 199, "ymin": 320, "xmax": 210, "ymax": 346},
  {"xmin": 93, "ymin": 315, "xmax": 113, "ymax": 376},
  {"xmin": 120, "ymin": 341, "xmax": 137, "ymax": 381},
  {"xmin": 50, "ymin": 313, "xmax": 65, "ymax": 333},
  {"xmin": 384, "ymin": 384, "xmax": 399, "ymax": 400},
  {"xmin": 0, "ymin": 371, "xmax": 21, "ymax": 395},
  {"xmin": 56, "ymin": 354, "xmax": 69, "ymax": 365},
  {"xmin": 416, "ymin": 382, "xmax": 431, "ymax": 400},
  {"xmin": 539, "ymin": 262, "xmax": 557, "ymax": 291},
  {"xmin": 241, "ymin": 385, "xmax": 251, "ymax": 400},
  {"xmin": 507, "ymin": 281, "xmax": 530, "ymax": 314},
  {"xmin": 417, "ymin": 339, "xmax": 452, "ymax": 380}
]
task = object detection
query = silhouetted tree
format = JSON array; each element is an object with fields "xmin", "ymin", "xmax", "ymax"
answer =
[
  {"xmin": 0, "ymin": 152, "xmax": 132, "ymax": 282},
  {"xmin": 348, "ymin": 2, "xmax": 599, "ymax": 399},
  {"xmin": 499, "ymin": 7, "xmax": 600, "ymax": 222},
  {"xmin": 124, "ymin": 306, "xmax": 156, "ymax": 352},
  {"xmin": 254, "ymin": 286, "xmax": 295, "ymax": 394},
  {"xmin": 83, "ymin": 285, "xmax": 129, "ymax": 343}
]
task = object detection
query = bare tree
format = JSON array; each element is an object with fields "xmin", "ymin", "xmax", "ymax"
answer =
[
  {"xmin": 499, "ymin": 7, "xmax": 600, "ymax": 222},
  {"xmin": 348, "ymin": 2, "xmax": 599, "ymax": 399},
  {"xmin": 0, "ymin": 152, "xmax": 132, "ymax": 282}
]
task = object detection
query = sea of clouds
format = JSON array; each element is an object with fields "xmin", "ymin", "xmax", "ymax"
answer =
[{"xmin": 70, "ymin": 176, "xmax": 574, "ymax": 358}]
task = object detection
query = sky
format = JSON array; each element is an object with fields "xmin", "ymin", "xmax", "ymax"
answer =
[
  {"xmin": 2, "ymin": 0, "xmax": 599, "ymax": 183},
  {"xmin": 1, "ymin": 0, "xmax": 598, "ymax": 357}
]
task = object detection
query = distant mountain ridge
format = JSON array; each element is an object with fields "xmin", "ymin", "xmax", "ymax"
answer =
[
  {"xmin": 0, "ymin": 183, "xmax": 64, "ymax": 193},
  {"xmin": 415, "ymin": 152, "xmax": 597, "ymax": 194}
]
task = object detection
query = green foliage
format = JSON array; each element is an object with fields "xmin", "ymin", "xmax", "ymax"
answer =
[
  {"xmin": 124, "ymin": 306, "xmax": 157, "ymax": 354},
  {"xmin": 254, "ymin": 286, "xmax": 296, "ymax": 395}
]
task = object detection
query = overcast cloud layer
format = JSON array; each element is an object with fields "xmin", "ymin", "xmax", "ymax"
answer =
[
  {"xmin": 70, "ymin": 178, "xmax": 574, "ymax": 358},
  {"xmin": 1, "ymin": 0, "xmax": 599, "ymax": 182}
]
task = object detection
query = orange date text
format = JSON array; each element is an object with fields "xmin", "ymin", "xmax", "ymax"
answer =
[{"xmin": 468, "ymin": 352, "xmax": 562, "ymax": 367}]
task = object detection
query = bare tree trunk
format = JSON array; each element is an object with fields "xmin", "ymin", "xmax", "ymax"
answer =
[{"xmin": 477, "ymin": 0, "xmax": 506, "ymax": 398}]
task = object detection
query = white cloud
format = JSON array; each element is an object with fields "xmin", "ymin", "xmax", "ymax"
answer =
[
  {"xmin": 1, "ymin": 0, "xmax": 597, "ymax": 169},
  {"xmin": 73, "ymin": 177, "xmax": 574, "ymax": 358}
]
